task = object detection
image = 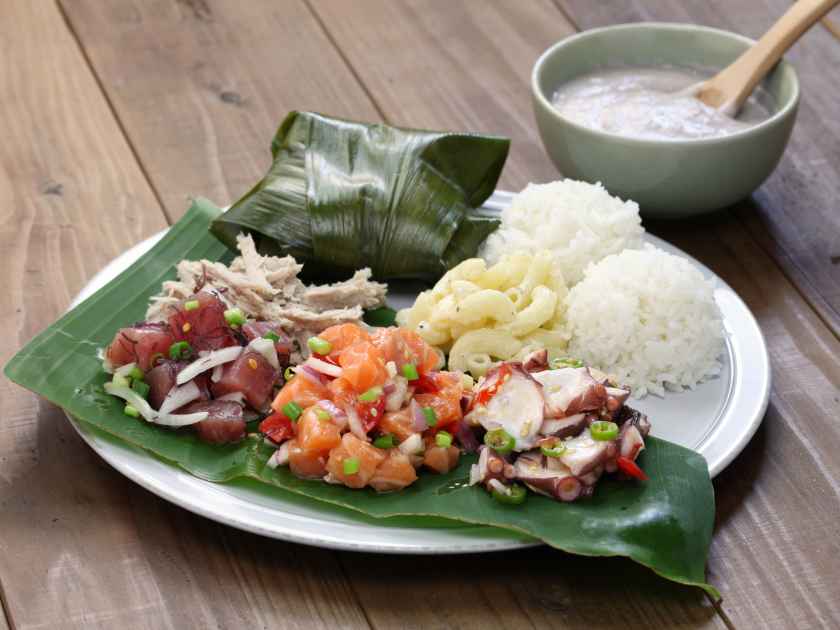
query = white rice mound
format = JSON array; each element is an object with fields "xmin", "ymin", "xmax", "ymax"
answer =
[
  {"xmin": 564, "ymin": 246, "xmax": 725, "ymax": 397},
  {"xmin": 480, "ymin": 179, "xmax": 644, "ymax": 285}
]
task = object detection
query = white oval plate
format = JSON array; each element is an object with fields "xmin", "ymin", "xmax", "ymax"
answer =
[{"xmin": 66, "ymin": 191, "xmax": 769, "ymax": 553}]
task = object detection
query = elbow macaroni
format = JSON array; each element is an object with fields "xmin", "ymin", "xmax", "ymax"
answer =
[{"xmin": 397, "ymin": 250, "xmax": 570, "ymax": 376}]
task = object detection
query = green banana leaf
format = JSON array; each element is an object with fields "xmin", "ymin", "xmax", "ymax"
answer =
[
  {"xmin": 210, "ymin": 112, "xmax": 509, "ymax": 281},
  {"xmin": 4, "ymin": 199, "xmax": 718, "ymax": 599}
]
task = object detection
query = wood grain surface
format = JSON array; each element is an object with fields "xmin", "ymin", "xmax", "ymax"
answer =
[{"xmin": 3, "ymin": 0, "xmax": 840, "ymax": 628}]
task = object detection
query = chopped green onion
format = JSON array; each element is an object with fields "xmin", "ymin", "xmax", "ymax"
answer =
[
  {"xmin": 435, "ymin": 431, "xmax": 453, "ymax": 448},
  {"xmin": 307, "ymin": 336, "xmax": 332, "ymax": 355},
  {"xmin": 484, "ymin": 428, "xmax": 515, "ymax": 454},
  {"xmin": 284, "ymin": 366, "xmax": 295, "ymax": 381},
  {"xmin": 373, "ymin": 434, "xmax": 394, "ymax": 449},
  {"xmin": 184, "ymin": 299, "xmax": 200, "ymax": 311},
  {"xmin": 314, "ymin": 407, "xmax": 331, "ymax": 421},
  {"xmin": 401, "ymin": 363, "xmax": 419, "ymax": 380},
  {"xmin": 128, "ymin": 366, "xmax": 145, "ymax": 381},
  {"xmin": 131, "ymin": 379, "xmax": 150, "ymax": 399},
  {"xmin": 358, "ymin": 386, "xmax": 383, "ymax": 403},
  {"xmin": 590, "ymin": 420, "xmax": 619, "ymax": 441},
  {"xmin": 491, "ymin": 483, "xmax": 527, "ymax": 505},
  {"xmin": 263, "ymin": 331, "xmax": 280, "ymax": 343},
  {"xmin": 112, "ymin": 373, "xmax": 131, "ymax": 388},
  {"xmin": 224, "ymin": 307, "xmax": 246, "ymax": 327},
  {"xmin": 551, "ymin": 357, "xmax": 584, "ymax": 369},
  {"xmin": 541, "ymin": 442, "xmax": 566, "ymax": 458},
  {"xmin": 123, "ymin": 404, "xmax": 140, "ymax": 418},
  {"xmin": 343, "ymin": 457, "xmax": 360, "ymax": 475},
  {"xmin": 168, "ymin": 341, "xmax": 192, "ymax": 360},
  {"xmin": 282, "ymin": 401, "xmax": 303, "ymax": 422},
  {"xmin": 422, "ymin": 406, "xmax": 437, "ymax": 427}
]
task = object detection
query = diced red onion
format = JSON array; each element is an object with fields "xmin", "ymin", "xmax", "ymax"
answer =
[
  {"xmin": 383, "ymin": 383, "xmax": 396, "ymax": 395},
  {"xmin": 294, "ymin": 364, "xmax": 324, "ymax": 387},
  {"xmin": 317, "ymin": 400, "xmax": 347, "ymax": 430},
  {"xmin": 460, "ymin": 393, "xmax": 472, "ymax": 413},
  {"xmin": 303, "ymin": 356, "xmax": 343, "ymax": 378},
  {"xmin": 159, "ymin": 380, "xmax": 202, "ymax": 415},
  {"xmin": 176, "ymin": 346, "xmax": 243, "ymax": 385},
  {"xmin": 456, "ymin": 422, "xmax": 480, "ymax": 453},
  {"xmin": 410, "ymin": 399, "xmax": 427, "ymax": 432}
]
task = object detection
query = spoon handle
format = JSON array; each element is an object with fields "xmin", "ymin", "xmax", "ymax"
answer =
[{"xmin": 698, "ymin": 0, "xmax": 839, "ymax": 114}]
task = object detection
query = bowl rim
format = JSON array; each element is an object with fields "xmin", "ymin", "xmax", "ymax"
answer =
[{"xmin": 531, "ymin": 22, "xmax": 800, "ymax": 146}]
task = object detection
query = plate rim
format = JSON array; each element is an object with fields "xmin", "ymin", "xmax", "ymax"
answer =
[{"xmin": 64, "ymin": 190, "xmax": 770, "ymax": 552}]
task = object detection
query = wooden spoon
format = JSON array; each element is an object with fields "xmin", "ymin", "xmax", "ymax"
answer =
[{"xmin": 694, "ymin": 0, "xmax": 839, "ymax": 116}]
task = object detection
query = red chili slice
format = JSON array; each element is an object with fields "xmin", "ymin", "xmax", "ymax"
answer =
[
  {"xmin": 616, "ymin": 456, "xmax": 649, "ymax": 481},
  {"xmin": 472, "ymin": 364, "xmax": 512, "ymax": 408}
]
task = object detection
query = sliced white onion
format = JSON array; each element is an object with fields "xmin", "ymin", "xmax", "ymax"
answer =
[
  {"xmin": 114, "ymin": 362, "xmax": 138, "ymax": 378},
  {"xmin": 296, "ymin": 364, "xmax": 324, "ymax": 386},
  {"xmin": 385, "ymin": 361, "xmax": 397, "ymax": 378},
  {"xmin": 176, "ymin": 346, "xmax": 243, "ymax": 385},
  {"xmin": 410, "ymin": 399, "xmax": 427, "ymax": 432},
  {"xmin": 487, "ymin": 478, "xmax": 510, "ymax": 496},
  {"xmin": 248, "ymin": 337, "xmax": 279, "ymax": 370},
  {"xmin": 267, "ymin": 441, "xmax": 291, "ymax": 469},
  {"xmin": 469, "ymin": 463, "xmax": 482, "ymax": 486},
  {"xmin": 346, "ymin": 406, "xmax": 367, "ymax": 439},
  {"xmin": 385, "ymin": 377, "xmax": 407, "ymax": 412},
  {"xmin": 159, "ymin": 380, "xmax": 202, "ymax": 415},
  {"xmin": 211, "ymin": 364, "xmax": 224, "ymax": 383},
  {"xmin": 399, "ymin": 433, "xmax": 423, "ymax": 456},
  {"xmin": 99, "ymin": 348, "xmax": 115, "ymax": 374},
  {"xmin": 216, "ymin": 391, "xmax": 246, "ymax": 405},
  {"xmin": 104, "ymin": 382, "xmax": 208, "ymax": 427},
  {"xmin": 302, "ymin": 356, "xmax": 342, "ymax": 378},
  {"xmin": 317, "ymin": 400, "xmax": 347, "ymax": 430}
]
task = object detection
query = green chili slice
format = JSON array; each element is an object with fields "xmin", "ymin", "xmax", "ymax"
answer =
[
  {"xmin": 168, "ymin": 341, "xmax": 192, "ymax": 360},
  {"xmin": 541, "ymin": 442, "xmax": 566, "ymax": 458},
  {"xmin": 491, "ymin": 483, "xmax": 527, "ymax": 505},
  {"xmin": 590, "ymin": 420, "xmax": 619, "ymax": 441},
  {"xmin": 484, "ymin": 428, "xmax": 515, "ymax": 454}
]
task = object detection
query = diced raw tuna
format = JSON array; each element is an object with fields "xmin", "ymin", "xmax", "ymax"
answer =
[
  {"xmin": 181, "ymin": 400, "xmax": 245, "ymax": 444},
  {"xmin": 242, "ymin": 321, "xmax": 293, "ymax": 366},
  {"xmin": 105, "ymin": 323, "xmax": 176, "ymax": 371},
  {"xmin": 168, "ymin": 291, "xmax": 238, "ymax": 352},
  {"xmin": 145, "ymin": 360, "xmax": 184, "ymax": 409},
  {"xmin": 211, "ymin": 350, "xmax": 278, "ymax": 410}
]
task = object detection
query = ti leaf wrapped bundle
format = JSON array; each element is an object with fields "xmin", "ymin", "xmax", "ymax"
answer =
[{"xmin": 211, "ymin": 111, "xmax": 510, "ymax": 281}]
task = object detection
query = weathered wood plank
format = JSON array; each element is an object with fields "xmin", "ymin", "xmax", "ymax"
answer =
[
  {"xmin": 0, "ymin": 1, "xmax": 368, "ymax": 628},
  {"xmin": 58, "ymin": 0, "xmax": 381, "ymax": 218},
  {"xmin": 556, "ymin": 0, "xmax": 840, "ymax": 339},
  {"xmin": 557, "ymin": 3, "xmax": 840, "ymax": 627}
]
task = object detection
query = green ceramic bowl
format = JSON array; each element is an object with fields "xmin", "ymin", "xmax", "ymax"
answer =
[{"xmin": 532, "ymin": 23, "xmax": 799, "ymax": 217}]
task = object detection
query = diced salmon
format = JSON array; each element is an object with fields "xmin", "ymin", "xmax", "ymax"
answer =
[
  {"xmin": 338, "ymin": 342, "xmax": 388, "ymax": 393},
  {"xmin": 297, "ymin": 406, "xmax": 342, "ymax": 452},
  {"xmin": 369, "ymin": 451, "xmax": 418, "ymax": 492},
  {"xmin": 168, "ymin": 292, "xmax": 238, "ymax": 352},
  {"xmin": 105, "ymin": 323, "xmax": 176, "ymax": 371},
  {"xmin": 325, "ymin": 433, "xmax": 386, "ymax": 489},
  {"xmin": 272, "ymin": 373, "xmax": 330, "ymax": 414},
  {"xmin": 211, "ymin": 350, "xmax": 277, "ymax": 410},
  {"xmin": 327, "ymin": 377, "xmax": 358, "ymax": 411},
  {"xmin": 423, "ymin": 444, "xmax": 460, "ymax": 474},
  {"xmin": 378, "ymin": 408, "xmax": 417, "ymax": 443},
  {"xmin": 318, "ymin": 324, "xmax": 371, "ymax": 361},
  {"xmin": 287, "ymin": 439, "xmax": 330, "ymax": 479},
  {"xmin": 414, "ymin": 372, "xmax": 463, "ymax": 428},
  {"xmin": 370, "ymin": 328, "xmax": 440, "ymax": 375}
]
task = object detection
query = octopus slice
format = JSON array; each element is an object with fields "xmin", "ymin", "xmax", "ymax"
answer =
[
  {"xmin": 522, "ymin": 348, "xmax": 549, "ymax": 373},
  {"xmin": 532, "ymin": 367, "xmax": 607, "ymax": 417},
  {"xmin": 557, "ymin": 429, "xmax": 609, "ymax": 476},
  {"xmin": 514, "ymin": 451, "xmax": 583, "ymax": 502},
  {"xmin": 539, "ymin": 413, "xmax": 587, "ymax": 438}
]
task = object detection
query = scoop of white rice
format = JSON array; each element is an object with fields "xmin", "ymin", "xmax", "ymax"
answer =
[
  {"xmin": 564, "ymin": 246, "xmax": 724, "ymax": 397},
  {"xmin": 481, "ymin": 180, "xmax": 643, "ymax": 285}
]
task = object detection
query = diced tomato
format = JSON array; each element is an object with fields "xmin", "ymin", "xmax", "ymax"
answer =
[
  {"xmin": 260, "ymin": 411, "xmax": 294, "ymax": 443},
  {"xmin": 318, "ymin": 323, "xmax": 371, "ymax": 361},
  {"xmin": 272, "ymin": 373, "xmax": 330, "ymax": 414},
  {"xmin": 105, "ymin": 323, "xmax": 176, "ymax": 371},
  {"xmin": 369, "ymin": 451, "xmax": 418, "ymax": 493},
  {"xmin": 211, "ymin": 350, "xmax": 277, "ymax": 410},
  {"xmin": 325, "ymin": 433, "xmax": 386, "ymax": 489},
  {"xmin": 297, "ymin": 406, "xmax": 342, "ymax": 452},
  {"xmin": 413, "ymin": 372, "xmax": 463, "ymax": 428},
  {"xmin": 357, "ymin": 395, "xmax": 386, "ymax": 433},
  {"xmin": 616, "ymin": 456, "xmax": 649, "ymax": 481},
  {"xmin": 413, "ymin": 372, "xmax": 439, "ymax": 394},
  {"xmin": 287, "ymin": 439, "xmax": 330, "ymax": 479},
  {"xmin": 168, "ymin": 292, "xmax": 238, "ymax": 352},
  {"xmin": 338, "ymin": 341, "xmax": 388, "ymax": 393},
  {"xmin": 379, "ymin": 408, "xmax": 416, "ymax": 443},
  {"xmin": 471, "ymin": 364, "xmax": 512, "ymax": 408},
  {"xmin": 423, "ymin": 444, "xmax": 460, "ymax": 474}
]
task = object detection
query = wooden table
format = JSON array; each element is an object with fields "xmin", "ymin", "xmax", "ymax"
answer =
[{"xmin": 2, "ymin": 1, "xmax": 839, "ymax": 628}]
